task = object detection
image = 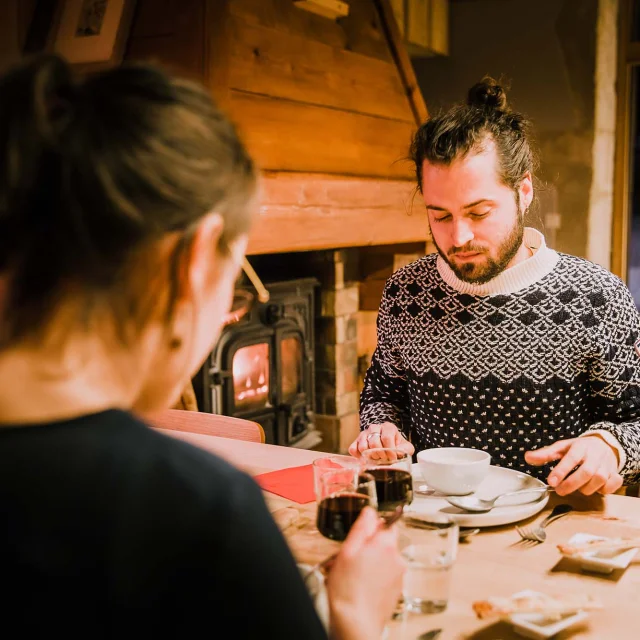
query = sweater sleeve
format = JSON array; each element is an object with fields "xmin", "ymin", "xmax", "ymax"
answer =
[
  {"xmin": 359, "ymin": 280, "xmax": 409, "ymax": 433},
  {"xmin": 586, "ymin": 279, "xmax": 640, "ymax": 484}
]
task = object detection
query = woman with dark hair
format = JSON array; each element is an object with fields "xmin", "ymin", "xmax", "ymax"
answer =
[{"xmin": 0, "ymin": 54, "xmax": 403, "ymax": 639}]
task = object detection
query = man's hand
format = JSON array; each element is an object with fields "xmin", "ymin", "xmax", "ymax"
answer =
[
  {"xmin": 525, "ymin": 436, "xmax": 622, "ymax": 496},
  {"xmin": 348, "ymin": 422, "xmax": 414, "ymax": 458}
]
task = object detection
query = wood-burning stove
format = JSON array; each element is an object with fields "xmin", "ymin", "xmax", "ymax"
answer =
[{"xmin": 192, "ymin": 278, "xmax": 322, "ymax": 448}]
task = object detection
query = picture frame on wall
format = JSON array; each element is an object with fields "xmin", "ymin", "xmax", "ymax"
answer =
[{"xmin": 48, "ymin": 0, "xmax": 137, "ymax": 68}]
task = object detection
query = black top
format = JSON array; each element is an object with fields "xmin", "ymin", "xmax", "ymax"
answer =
[{"xmin": 0, "ymin": 410, "xmax": 327, "ymax": 638}]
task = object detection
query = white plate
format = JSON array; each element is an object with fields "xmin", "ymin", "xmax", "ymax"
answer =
[
  {"xmin": 559, "ymin": 533, "xmax": 639, "ymax": 574},
  {"xmin": 406, "ymin": 463, "xmax": 549, "ymax": 527},
  {"xmin": 509, "ymin": 591, "xmax": 589, "ymax": 639}
]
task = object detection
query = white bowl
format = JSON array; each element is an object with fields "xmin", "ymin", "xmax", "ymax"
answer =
[{"xmin": 416, "ymin": 447, "xmax": 491, "ymax": 495}]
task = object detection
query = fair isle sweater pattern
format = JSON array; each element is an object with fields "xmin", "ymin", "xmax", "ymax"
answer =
[{"xmin": 360, "ymin": 252, "xmax": 640, "ymax": 483}]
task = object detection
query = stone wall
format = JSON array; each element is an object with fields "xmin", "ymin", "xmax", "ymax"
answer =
[
  {"xmin": 312, "ymin": 250, "xmax": 361, "ymax": 453},
  {"xmin": 250, "ymin": 245, "xmax": 433, "ymax": 454}
]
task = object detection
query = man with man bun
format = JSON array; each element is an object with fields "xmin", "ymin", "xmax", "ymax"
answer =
[{"xmin": 351, "ymin": 78, "xmax": 640, "ymax": 497}]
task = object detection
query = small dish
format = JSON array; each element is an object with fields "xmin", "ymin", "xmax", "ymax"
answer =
[
  {"xmin": 559, "ymin": 533, "xmax": 639, "ymax": 574},
  {"xmin": 509, "ymin": 590, "xmax": 589, "ymax": 639}
]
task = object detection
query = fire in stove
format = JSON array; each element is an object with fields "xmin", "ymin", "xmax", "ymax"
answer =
[
  {"xmin": 232, "ymin": 343, "xmax": 270, "ymax": 409},
  {"xmin": 193, "ymin": 277, "xmax": 320, "ymax": 447}
]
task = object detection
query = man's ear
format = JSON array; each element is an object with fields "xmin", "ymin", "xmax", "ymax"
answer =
[{"xmin": 519, "ymin": 172, "xmax": 534, "ymax": 211}]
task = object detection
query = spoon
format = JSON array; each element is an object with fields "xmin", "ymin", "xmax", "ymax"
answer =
[{"xmin": 446, "ymin": 486, "xmax": 548, "ymax": 512}]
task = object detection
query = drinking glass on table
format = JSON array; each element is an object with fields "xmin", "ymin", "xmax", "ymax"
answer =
[
  {"xmin": 315, "ymin": 469, "xmax": 378, "ymax": 541},
  {"xmin": 360, "ymin": 448, "xmax": 413, "ymax": 518},
  {"xmin": 401, "ymin": 518, "xmax": 458, "ymax": 614},
  {"xmin": 312, "ymin": 456, "xmax": 360, "ymax": 497}
]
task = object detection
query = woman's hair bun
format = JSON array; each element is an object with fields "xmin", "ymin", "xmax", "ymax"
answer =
[{"xmin": 467, "ymin": 76, "xmax": 508, "ymax": 111}]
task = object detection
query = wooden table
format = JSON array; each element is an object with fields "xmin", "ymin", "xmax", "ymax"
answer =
[{"xmin": 158, "ymin": 429, "xmax": 640, "ymax": 639}]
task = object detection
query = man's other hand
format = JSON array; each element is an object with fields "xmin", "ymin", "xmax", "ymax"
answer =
[{"xmin": 525, "ymin": 436, "xmax": 622, "ymax": 496}]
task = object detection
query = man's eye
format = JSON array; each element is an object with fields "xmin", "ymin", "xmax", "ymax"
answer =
[
  {"xmin": 470, "ymin": 210, "xmax": 491, "ymax": 218},
  {"xmin": 434, "ymin": 214, "xmax": 452, "ymax": 222}
]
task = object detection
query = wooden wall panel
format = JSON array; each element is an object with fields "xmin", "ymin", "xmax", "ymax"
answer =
[
  {"xmin": 230, "ymin": 90, "xmax": 416, "ymax": 178},
  {"xmin": 375, "ymin": 0, "xmax": 428, "ymax": 123},
  {"xmin": 17, "ymin": 0, "xmax": 37, "ymax": 50},
  {"xmin": 124, "ymin": 0, "xmax": 429, "ymax": 253},
  {"xmin": 228, "ymin": 17, "xmax": 414, "ymax": 122},
  {"xmin": 247, "ymin": 173, "xmax": 426, "ymax": 254},
  {"xmin": 0, "ymin": 0, "xmax": 20, "ymax": 72},
  {"xmin": 230, "ymin": 0, "xmax": 392, "ymax": 62},
  {"xmin": 129, "ymin": 0, "xmax": 185, "ymax": 38},
  {"xmin": 203, "ymin": 0, "xmax": 232, "ymax": 108},
  {"xmin": 125, "ymin": 0, "xmax": 205, "ymax": 81}
]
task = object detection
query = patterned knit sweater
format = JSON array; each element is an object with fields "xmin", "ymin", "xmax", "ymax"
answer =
[{"xmin": 360, "ymin": 229, "xmax": 640, "ymax": 483}]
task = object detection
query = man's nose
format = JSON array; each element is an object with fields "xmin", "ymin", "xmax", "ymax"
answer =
[{"xmin": 451, "ymin": 219, "xmax": 474, "ymax": 248}]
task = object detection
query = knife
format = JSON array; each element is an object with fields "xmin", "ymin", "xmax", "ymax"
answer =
[{"xmin": 402, "ymin": 516, "xmax": 479, "ymax": 540}]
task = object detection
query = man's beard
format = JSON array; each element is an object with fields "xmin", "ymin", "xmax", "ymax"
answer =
[{"xmin": 434, "ymin": 210, "xmax": 525, "ymax": 285}]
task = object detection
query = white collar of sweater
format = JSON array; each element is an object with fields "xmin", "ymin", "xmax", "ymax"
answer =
[{"xmin": 436, "ymin": 228, "xmax": 560, "ymax": 296}]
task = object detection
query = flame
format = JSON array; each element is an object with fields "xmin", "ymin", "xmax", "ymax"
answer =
[
  {"xmin": 282, "ymin": 337, "xmax": 302, "ymax": 401},
  {"xmin": 233, "ymin": 344, "xmax": 269, "ymax": 408}
]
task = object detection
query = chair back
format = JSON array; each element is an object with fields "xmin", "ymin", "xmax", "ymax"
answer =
[{"xmin": 145, "ymin": 409, "xmax": 265, "ymax": 444}]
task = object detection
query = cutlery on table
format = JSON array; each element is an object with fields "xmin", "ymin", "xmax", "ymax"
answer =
[
  {"xmin": 515, "ymin": 504, "xmax": 574, "ymax": 543},
  {"xmin": 402, "ymin": 516, "xmax": 480, "ymax": 541},
  {"xmin": 457, "ymin": 527, "xmax": 480, "ymax": 541},
  {"xmin": 446, "ymin": 486, "xmax": 548, "ymax": 513}
]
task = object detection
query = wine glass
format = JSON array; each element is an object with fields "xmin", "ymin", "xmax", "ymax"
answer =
[
  {"xmin": 312, "ymin": 455, "xmax": 360, "ymax": 497},
  {"xmin": 315, "ymin": 468, "xmax": 378, "ymax": 541},
  {"xmin": 360, "ymin": 448, "xmax": 414, "ymax": 518}
]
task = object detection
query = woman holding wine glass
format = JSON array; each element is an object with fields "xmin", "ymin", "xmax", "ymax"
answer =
[
  {"xmin": 316, "ymin": 469, "xmax": 378, "ymax": 541},
  {"xmin": 0, "ymin": 54, "xmax": 403, "ymax": 640}
]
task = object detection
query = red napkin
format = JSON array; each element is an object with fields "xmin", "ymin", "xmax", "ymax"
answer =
[{"xmin": 255, "ymin": 464, "xmax": 316, "ymax": 504}]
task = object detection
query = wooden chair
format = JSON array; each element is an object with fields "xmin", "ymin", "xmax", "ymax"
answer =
[{"xmin": 145, "ymin": 409, "xmax": 265, "ymax": 444}]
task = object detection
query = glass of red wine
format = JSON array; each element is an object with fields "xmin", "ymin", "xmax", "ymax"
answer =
[
  {"xmin": 359, "ymin": 448, "xmax": 414, "ymax": 518},
  {"xmin": 315, "ymin": 469, "xmax": 378, "ymax": 542}
]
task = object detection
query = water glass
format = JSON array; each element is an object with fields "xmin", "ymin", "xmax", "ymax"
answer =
[
  {"xmin": 315, "ymin": 469, "xmax": 377, "ymax": 541},
  {"xmin": 360, "ymin": 448, "xmax": 414, "ymax": 516},
  {"xmin": 401, "ymin": 519, "xmax": 458, "ymax": 614}
]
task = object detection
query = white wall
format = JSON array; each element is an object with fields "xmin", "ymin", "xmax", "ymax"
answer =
[{"xmin": 587, "ymin": 0, "xmax": 619, "ymax": 270}]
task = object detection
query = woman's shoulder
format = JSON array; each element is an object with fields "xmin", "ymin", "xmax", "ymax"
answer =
[
  {"xmin": 16, "ymin": 408, "xmax": 264, "ymax": 516},
  {"xmin": 118, "ymin": 410, "xmax": 262, "ymax": 507}
]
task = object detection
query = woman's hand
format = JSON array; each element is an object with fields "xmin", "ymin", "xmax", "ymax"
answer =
[
  {"xmin": 348, "ymin": 423, "xmax": 414, "ymax": 458},
  {"xmin": 326, "ymin": 507, "xmax": 404, "ymax": 640}
]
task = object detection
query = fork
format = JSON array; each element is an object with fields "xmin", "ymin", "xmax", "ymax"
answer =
[{"xmin": 515, "ymin": 504, "xmax": 574, "ymax": 543}]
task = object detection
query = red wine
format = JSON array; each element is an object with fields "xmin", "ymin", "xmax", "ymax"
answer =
[
  {"xmin": 316, "ymin": 493, "xmax": 369, "ymax": 541},
  {"xmin": 367, "ymin": 468, "xmax": 413, "ymax": 512}
]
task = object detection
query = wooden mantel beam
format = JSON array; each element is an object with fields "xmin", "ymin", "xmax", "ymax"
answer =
[
  {"xmin": 374, "ymin": 0, "xmax": 428, "ymax": 126},
  {"xmin": 247, "ymin": 171, "xmax": 427, "ymax": 255}
]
